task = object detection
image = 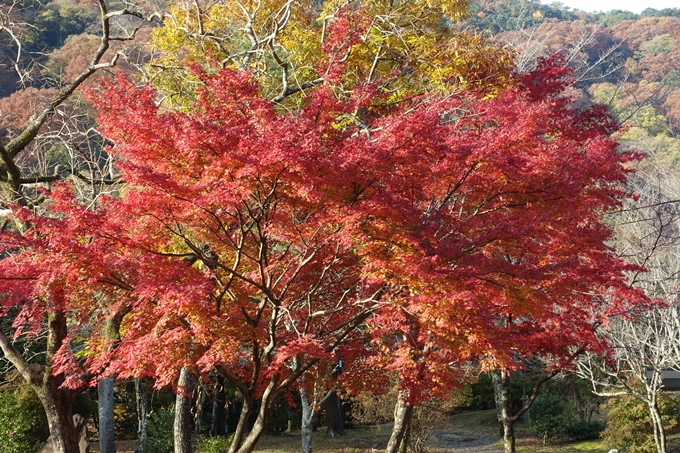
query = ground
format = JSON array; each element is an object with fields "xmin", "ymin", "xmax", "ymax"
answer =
[{"xmin": 89, "ymin": 409, "xmax": 680, "ymax": 452}]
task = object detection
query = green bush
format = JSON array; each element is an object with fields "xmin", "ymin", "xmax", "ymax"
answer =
[
  {"xmin": 197, "ymin": 436, "xmax": 233, "ymax": 453},
  {"xmin": 0, "ymin": 387, "xmax": 49, "ymax": 453},
  {"xmin": 529, "ymin": 393, "xmax": 566, "ymax": 445},
  {"xmin": 564, "ymin": 420, "xmax": 606, "ymax": 440},
  {"xmin": 139, "ymin": 407, "xmax": 174, "ymax": 453},
  {"xmin": 602, "ymin": 392, "xmax": 680, "ymax": 453}
]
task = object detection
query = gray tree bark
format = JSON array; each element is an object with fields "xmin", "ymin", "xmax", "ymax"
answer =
[
  {"xmin": 98, "ymin": 375, "xmax": 116, "ymax": 453},
  {"xmin": 97, "ymin": 305, "xmax": 128, "ymax": 453},
  {"xmin": 300, "ymin": 388, "xmax": 314, "ymax": 453},
  {"xmin": 174, "ymin": 368, "xmax": 197, "ymax": 453},
  {"xmin": 499, "ymin": 371, "xmax": 516, "ymax": 453},
  {"xmin": 385, "ymin": 395, "xmax": 413, "ymax": 453},
  {"xmin": 649, "ymin": 400, "xmax": 667, "ymax": 453},
  {"xmin": 134, "ymin": 378, "xmax": 148, "ymax": 453}
]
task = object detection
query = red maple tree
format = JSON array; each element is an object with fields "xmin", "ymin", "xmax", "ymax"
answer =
[
  {"xmin": 0, "ymin": 53, "xmax": 645, "ymax": 453},
  {"xmin": 337, "ymin": 56, "xmax": 646, "ymax": 452}
]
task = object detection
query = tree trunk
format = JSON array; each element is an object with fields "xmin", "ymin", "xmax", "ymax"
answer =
[
  {"xmin": 174, "ymin": 368, "xmax": 197, "ymax": 453},
  {"xmin": 210, "ymin": 375, "xmax": 227, "ymax": 437},
  {"xmin": 98, "ymin": 312, "xmax": 126, "ymax": 453},
  {"xmin": 34, "ymin": 310, "xmax": 84, "ymax": 453},
  {"xmin": 320, "ymin": 391, "xmax": 345, "ymax": 438},
  {"xmin": 385, "ymin": 395, "xmax": 414, "ymax": 453},
  {"xmin": 499, "ymin": 371, "xmax": 516, "ymax": 453},
  {"xmin": 41, "ymin": 390, "xmax": 81, "ymax": 453},
  {"xmin": 649, "ymin": 400, "xmax": 667, "ymax": 453},
  {"xmin": 134, "ymin": 378, "xmax": 148, "ymax": 453},
  {"xmin": 491, "ymin": 370, "xmax": 504, "ymax": 438},
  {"xmin": 232, "ymin": 381, "xmax": 277, "ymax": 453},
  {"xmin": 194, "ymin": 382, "xmax": 207, "ymax": 435},
  {"xmin": 645, "ymin": 370, "xmax": 667, "ymax": 453},
  {"xmin": 399, "ymin": 408, "xmax": 411, "ymax": 453},
  {"xmin": 300, "ymin": 388, "xmax": 314, "ymax": 453},
  {"xmin": 227, "ymin": 393, "xmax": 253, "ymax": 453},
  {"xmin": 98, "ymin": 375, "xmax": 116, "ymax": 453}
]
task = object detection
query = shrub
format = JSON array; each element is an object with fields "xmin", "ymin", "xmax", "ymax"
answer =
[
  {"xmin": 602, "ymin": 392, "xmax": 680, "ymax": 453},
  {"xmin": 138, "ymin": 407, "xmax": 175, "ymax": 453},
  {"xmin": 0, "ymin": 386, "xmax": 49, "ymax": 453},
  {"xmin": 408, "ymin": 398, "xmax": 458, "ymax": 453},
  {"xmin": 350, "ymin": 387, "xmax": 398, "ymax": 427},
  {"xmin": 564, "ymin": 420, "xmax": 606, "ymax": 440},
  {"xmin": 529, "ymin": 393, "xmax": 566, "ymax": 446},
  {"xmin": 197, "ymin": 435, "xmax": 233, "ymax": 453}
]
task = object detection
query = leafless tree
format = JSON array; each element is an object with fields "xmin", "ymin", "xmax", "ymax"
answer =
[
  {"xmin": 493, "ymin": 15, "xmax": 627, "ymax": 83},
  {"xmin": 0, "ymin": 1, "xmax": 160, "ymax": 452},
  {"xmin": 575, "ymin": 158, "xmax": 680, "ymax": 453}
]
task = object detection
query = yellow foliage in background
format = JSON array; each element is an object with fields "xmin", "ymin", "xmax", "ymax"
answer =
[{"xmin": 147, "ymin": 0, "xmax": 515, "ymax": 107}]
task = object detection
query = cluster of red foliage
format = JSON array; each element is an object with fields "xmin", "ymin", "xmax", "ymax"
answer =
[{"xmin": 0, "ymin": 51, "xmax": 646, "ymax": 451}]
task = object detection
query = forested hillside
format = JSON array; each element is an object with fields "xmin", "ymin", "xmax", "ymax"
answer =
[
  {"xmin": 464, "ymin": 0, "xmax": 680, "ymax": 158},
  {"xmin": 4, "ymin": 0, "xmax": 679, "ymax": 164}
]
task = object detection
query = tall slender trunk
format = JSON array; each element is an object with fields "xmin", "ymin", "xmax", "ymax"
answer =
[
  {"xmin": 319, "ymin": 390, "xmax": 345, "ymax": 438},
  {"xmin": 300, "ymin": 388, "xmax": 314, "ymax": 453},
  {"xmin": 174, "ymin": 368, "xmax": 197, "ymax": 453},
  {"xmin": 134, "ymin": 378, "xmax": 148, "ymax": 453},
  {"xmin": 500, "ymin": 371, "xmax": 516, "ymax": 453},
  {"xmin": 210, "ymin": 375, "xmax": 227, "ymax": 437},
  {"xmin": 493, "ymin": 368, "xmax": 559, "ymax": 453},
  {"xmin": 492, "ymin": 371, "xmax": 504, "ymax": 438},
  {"xmin": 646, "ymin": 371, "xmax": 667, "ymax": 453},
  {"xmin": 194, "ymin": 382, "xmax": 207, "ymax": 435},
  {"xmin": 385, "ymin": 395, "xmax": 414, "ymax": 453},
  {"xmin": 98, "ymin": 375, "xmax": 116, "ymax": 453},
  {"xmin": 98, "ymin": 305, "xmax": 128, "ymax": 453}
]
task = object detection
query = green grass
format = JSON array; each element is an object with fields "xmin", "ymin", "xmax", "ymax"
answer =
[
  {"xmin": 97, "ymin": 427, "xmax": 399, "ymax": 453},
  {"xmin": 514, "ymin": 438, "xmax": 604, "ymax": 453},
  {"xmin": 444, "ymin": 408, "xmax": 501, "ymax": 438},
  {"xmin": 253, "ymin": 427, "xmax": 394, "ymax": 453}
]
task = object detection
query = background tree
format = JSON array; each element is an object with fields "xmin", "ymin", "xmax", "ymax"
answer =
[
  {"xmin": 145, "ymin": 0, "xmax": 514, "ymax": 105},
  {"xmin": 0, "ymin": 0, "xmax": 159, "ymax": 450},
  {"xmin": 575, "ymin": 153, "xmax": 680, "ymax": 453}
]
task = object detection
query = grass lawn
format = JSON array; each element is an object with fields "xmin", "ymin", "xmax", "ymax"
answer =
[
  {"xmin": 93, "ymin": 427, "xmax": 401, "ymax": 453},
  {"xmin": 513, "ymin": 438, "xmax": 604, "ymax": 452},
  {"xmin": 253, "ymin": 427, "xmax": 395, "ymax": 453}
]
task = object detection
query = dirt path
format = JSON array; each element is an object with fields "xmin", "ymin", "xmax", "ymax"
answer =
[
  {"xmin": 435, "ymin": 430, "xmax": 502, "ymax": 452},
  {"xmin": 436, "ymin": 409, "xmax": 503, "ymax": 452}
]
